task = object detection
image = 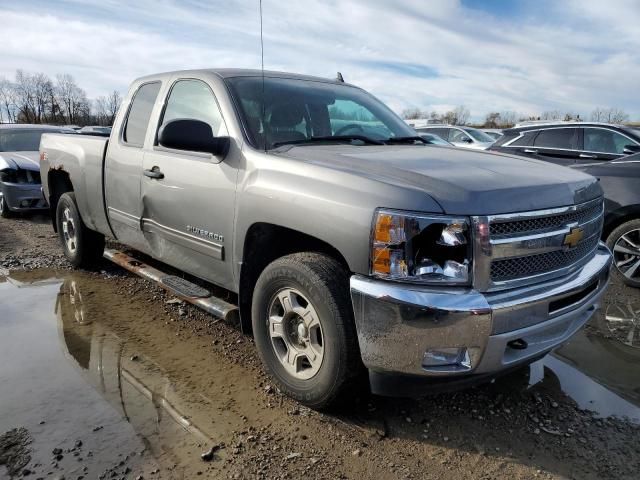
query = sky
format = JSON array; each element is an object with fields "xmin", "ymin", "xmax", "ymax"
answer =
[{"xmin": 0, "ymin": 0, "xmax": 638, "ymax": 122}]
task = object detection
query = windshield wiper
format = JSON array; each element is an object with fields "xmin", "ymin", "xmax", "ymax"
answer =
[
  {"xmin": 272, "ymin": 135, "xmax": 384, "ymax": 148},
  {"xmin": 383, "ymin": 136, "xmax": 428, "ymax": 145}
]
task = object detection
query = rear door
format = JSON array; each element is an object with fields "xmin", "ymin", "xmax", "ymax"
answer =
[
  {"xmin": 579, "ymin": 127, "xmax": 637, "ymax": 162},
  {"xmin": 105, "ymin": 81, "xmax": 162, "ymax": 252},
  {"xmin": 140, "ymin": 77, "xmax": 237, "ymax": 289}
]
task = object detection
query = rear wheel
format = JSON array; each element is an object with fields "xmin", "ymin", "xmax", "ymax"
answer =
[
  {"xmin": 0, "ymin": 192, "xmax": 14, "ymax": 218},
  {"xmin": 56, "ymin": 192, "xmax": 105, "ymax": 268},
  {"xmin": 606, "ymin": 219, "xmax": 640, "ymax": 288},
  {"xmin": 251, "ymin": 253, "xmax": 361, "ymax": 409}
]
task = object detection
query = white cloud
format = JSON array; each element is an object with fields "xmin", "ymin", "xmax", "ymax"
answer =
[{"xmin": 0, "ymin": 0, "xmax": 638, "ymax": 121}]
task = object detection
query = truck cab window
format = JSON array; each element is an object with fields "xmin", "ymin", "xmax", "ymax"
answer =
[
  {"xmin": 161, "ymin": 79, "xmax": 227, "ymax": 137},
  {"xmin": 123, "ymin": 82, "xmax": 161, "ymax": 146}
]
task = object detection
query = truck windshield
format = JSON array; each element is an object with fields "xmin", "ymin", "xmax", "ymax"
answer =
[
  {"xmin": 0, "ymin": 129, "xmax": 68, "ymax": 152},
  {"xmin": 226, "ymin": 76, "xmax": 416, "ymax": 150}
]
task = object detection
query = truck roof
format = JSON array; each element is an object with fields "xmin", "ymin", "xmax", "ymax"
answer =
[{"xmin": 133, "ymin": 68, "xmax": 356, "ymax": 87}]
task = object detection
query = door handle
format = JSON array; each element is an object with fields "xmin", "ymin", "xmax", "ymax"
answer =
[
  {"xmin": 579, "ymin": 153, "xmax": 597, "ymax": 159},
  {"xmin": 523, "ymin": 149, "xmax": 538, "ymax": 154},
  {"xmin": 144, "ymin": 167, "xmax": 164, "ymax": 179}
]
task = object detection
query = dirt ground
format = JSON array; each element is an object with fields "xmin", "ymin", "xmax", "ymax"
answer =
[{"xmin": 0, "ymin": 214, "xmax": 639, "ymax": 480}]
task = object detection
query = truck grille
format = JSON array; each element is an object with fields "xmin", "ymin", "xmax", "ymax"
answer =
[
  {"xmin": 474, "ymin": 198, "xmax": 604, "ymax": 290},
  {"xmin": 490, "ymin": 234, "xmax": 600, "ymax": 280},
  {"xmin": 490, "ymin": 202, "xmax": 602, "ymax": 237}
]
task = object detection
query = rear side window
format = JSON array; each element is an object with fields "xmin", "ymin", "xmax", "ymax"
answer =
[
  {"xmin": 123, "ymin": 82, "xmax": 161, "ymax": 146},
  {"xmin": 533, "ymin": 128, "xmax": 577, "ymax": 149},
  {"xmin": 161, "ymin": 79, "xmax": 227, "ymax": 137},
  {"xmin": 508, "ymin": 131, "xmax": 538, "ymax": 146},
  {"xmin": 583, "ymin": 128, "xmax": 633, "ymax": 154}
]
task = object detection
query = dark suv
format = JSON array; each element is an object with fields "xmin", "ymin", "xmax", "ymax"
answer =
[{"xmin": 490, "ymin": 122, "xmax": 640, "ymax": 166}]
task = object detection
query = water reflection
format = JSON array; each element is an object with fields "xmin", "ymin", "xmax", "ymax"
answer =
[{"xmin": 55, "ymin": 278, "xmax": 216, "ymax": 460}]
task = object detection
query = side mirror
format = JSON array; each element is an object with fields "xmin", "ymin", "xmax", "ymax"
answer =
[
  {"xmin": 158, "ymin": 119, "xmax": 230, "ymax": 157},
  {"xmin": 461, "ymin": 137, "xmax": 473, "ymax": 143},
  {"xmin": 623, "ymin": 144, "xmax": 640, "ymax": 155}
]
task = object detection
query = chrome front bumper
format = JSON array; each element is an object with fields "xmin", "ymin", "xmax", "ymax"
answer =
[{"xmin": 350, "ymin": 243, "xmax": 612, "ymax": 384}]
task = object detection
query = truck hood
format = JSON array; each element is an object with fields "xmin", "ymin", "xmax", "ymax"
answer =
[
  {"xmin": 275, "ymin": 145, "xmax": 602, "ymax": 215},
  {"xmin": 0, "ymin": 151, "xmax": 40, "ymax": 172}
]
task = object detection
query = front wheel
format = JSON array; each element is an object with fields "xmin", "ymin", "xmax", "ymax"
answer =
[
  {"xmin": 56, "ymin": 192, "xmax": 105, "ymax": 268},
  {"xmin": 606, "ymin": 219, "xmax": 640, "ymax": 288},
  {"xmin": 251, "ymin": 253, "xmax": 361, "ymax": 409}
]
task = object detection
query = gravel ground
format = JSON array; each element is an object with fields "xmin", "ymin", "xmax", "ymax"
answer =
[{"xmin": 1, "ymin": 213, "xmax": 639, "ymax": 480}]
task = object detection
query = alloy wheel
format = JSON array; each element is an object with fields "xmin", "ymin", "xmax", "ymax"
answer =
[
  {"xmin": 612, "ymin": 228, "xmax": 640, "ymax": 281},
  {"xmin": 267, "ymin": 288, "xmax": 325, "ymax": 380},
  {"xmin": 61, "ymin": 207, "xmax": 78, "ymax": 254}
]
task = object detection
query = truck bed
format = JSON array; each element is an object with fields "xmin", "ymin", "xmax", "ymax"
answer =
[{"xmin": 40, "ymin": 133, "xmax": 110, "ymax": 235}]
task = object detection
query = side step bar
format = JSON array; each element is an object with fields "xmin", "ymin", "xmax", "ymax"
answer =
[{"xmin": 104, "ymin": 248, "xmax": 239, "ymax": 324}]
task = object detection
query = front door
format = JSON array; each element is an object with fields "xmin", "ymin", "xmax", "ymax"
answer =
[{"xmin": 140, "ymin": 78, "xmax": 238, "ymax": 290}]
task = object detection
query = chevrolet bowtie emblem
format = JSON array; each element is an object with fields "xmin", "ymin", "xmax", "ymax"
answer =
[{"xmin": 563, "ymin": 227, "xmax": 584, "ymax": 249}]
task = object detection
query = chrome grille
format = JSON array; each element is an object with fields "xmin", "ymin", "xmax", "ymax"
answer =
[
  {"xmin": 473, "ymin": 198, "xmax": 605, "ymax": 291},
  {"xmin": 490, "ymin": 203, "xmax": 602, "ymax": 236},
  {"xmin": 490, "ymin": 234, "xmax": 599, "ymax": 280}
]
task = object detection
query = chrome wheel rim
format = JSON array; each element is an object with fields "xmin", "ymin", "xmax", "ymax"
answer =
[
  {"xmin": 612, "ymin": 228, "xmax": 640, "ymax": 281},
  {"xmin": 61, "ymin": 207, "xmax": 78, "ymax": 254},
  {"xmin": 267, "ymin": 288, "xmax": 324, "ymax": 380},
  {"xmin": 604, "ymin": 302, "xmax": 640, "ymax": 348},
  {"xmin": 0, "ymin": 193, "xmax": 5, "ymax": 214}
]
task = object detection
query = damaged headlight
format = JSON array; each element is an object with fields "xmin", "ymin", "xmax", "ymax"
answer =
[{"xmin": 371, "ymin": 209, "xmax": 472, "ymax": 285}]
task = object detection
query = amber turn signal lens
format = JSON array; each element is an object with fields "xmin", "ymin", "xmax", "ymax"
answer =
[{"xmin": 372, "ymin": 247, "xmax": 391, "ymax": 274}]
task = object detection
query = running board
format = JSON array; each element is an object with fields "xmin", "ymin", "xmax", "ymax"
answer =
[{"xmin": 104, "ymin": 248, "xmax": 239, "ymax": 324}]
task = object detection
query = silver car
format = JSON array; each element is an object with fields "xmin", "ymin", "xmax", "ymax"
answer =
[
  {"xmin": 0, "ymin": 124, "xmax": 74, "ymax": 217},
  {"xmin": 417, "ymin": 124, "xmax": 495, "ymax": 150}
]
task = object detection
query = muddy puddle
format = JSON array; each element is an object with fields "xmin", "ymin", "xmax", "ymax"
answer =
[{"xmin": 1, "ymin": 269, "xmax": 639, "ymax": 479}]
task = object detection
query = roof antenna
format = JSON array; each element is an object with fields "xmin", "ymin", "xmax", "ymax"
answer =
[
  {"xmin": 260, "ymin": 0, "xmax": 267, "ymax": 152},
  {"xmin": 336, "ymin": 71, "xmax": 344, "ymax": 82}
]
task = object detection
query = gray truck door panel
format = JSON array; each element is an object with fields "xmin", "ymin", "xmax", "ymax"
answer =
[
  {"xmin": 140, "ymin": 78, "xmax": 237, "ymax": 289},
  {"xmin": 105, "ymin": 81, "xmax": 162, "ymax": 252}
]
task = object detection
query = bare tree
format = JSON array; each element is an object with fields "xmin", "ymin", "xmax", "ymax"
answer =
[
  {"xmin": 591, "ymin": 107, "xmax": 629, "ymax": 124},
  {"xmin": 499, "ymin": 111, "xmax": 516, "ymax": 128},
  {"xmin": 541, "ymin": 110, "xmax": 561, "ymax": 121},
  {"xmin": 56, "ymin": 74, "xmax": 90, "ymax": 125},
  {"xmin": 452, "ymin": 105, "xmax": 469, "ymax": 125},
  {"xmin": 0, "ymin": 77, "xmax": 18, "ymax": 123},
  {"xmin": 401, "ymin": 107, "xmax": 426, "ymax": 120},
  {"xmin": 484, "ymin": 112, "xmax": 501, "ymax": 128}
]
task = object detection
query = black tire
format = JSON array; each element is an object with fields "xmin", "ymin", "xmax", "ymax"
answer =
[
  {"xmin": 56, "ymin": 192, "xmax": 105, "ymax": 268},
  {"xmin": 0, "ymin": 192, "xmax": 14, "ymax": 218},
  {"xmin": 252, "ymin": 252, "xmax": 362, "ymax": 409},
  {"xmin": 606, "ymin": 219, "xmax": 640, "ymax": 288}
]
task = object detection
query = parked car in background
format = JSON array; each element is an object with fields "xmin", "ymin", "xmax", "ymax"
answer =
[
  {"xmin": 482, "ymin": 129, "xmax": 503, "ymax": 141},
  {"xmin": 490, "ymin": 122, "xmax": 640, "ymax": 166},
  {"xmin": 0, "ymin": 124, "xmax": 75, "ymax": 218},
  {"xmin": 418, "ymin": 132, "xmax": 452, "ymax": 146},
  {"xmin": 572, "ymin": 153, "xmax": 640, "ymax": 287},
  {"xmin": 415, "ymin": 124, "xmax": 495, "ymax": 150},
  {"xmin": 79, "ymin": 126, "xmax": 112, "ymax": 136}
]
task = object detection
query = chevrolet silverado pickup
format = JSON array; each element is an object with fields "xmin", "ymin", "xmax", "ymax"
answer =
[{"xmin": 40, "ymin": 69, "xmax": 612, "ymax": 408}]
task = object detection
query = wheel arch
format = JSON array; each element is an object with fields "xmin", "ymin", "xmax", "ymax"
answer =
[
  {"xmin": 603, "ymin": 205, "xmax": 640, "ymax": 240},
  {"xmin": 237, "ymin": 222, "xmax": 351, "ymax": 333},
  {"xmin": 47, "ymin": 170, "xmax": 74, "ymax": 232}
]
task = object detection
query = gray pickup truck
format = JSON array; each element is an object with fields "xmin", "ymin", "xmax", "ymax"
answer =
[{"xmin": 40, "ymin": 69, "xmax": 612, "ymax": 408}]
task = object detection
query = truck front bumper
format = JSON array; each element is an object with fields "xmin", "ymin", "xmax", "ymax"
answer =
[{"xmin": 350, "ymin": 243, "xmax": 612, "ymax": 395}]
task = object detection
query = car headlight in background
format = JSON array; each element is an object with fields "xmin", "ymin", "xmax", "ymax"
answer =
[{"xmin": 371, "ymin": 210, "xmax": 472, "ymax": 284}]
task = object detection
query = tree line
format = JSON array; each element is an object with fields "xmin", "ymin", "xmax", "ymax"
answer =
[
  {"xmin": 402, "ymin": 105, "xmax": 631, "ymax": 128},
  {"xmin": 0, "ymin": 69, "xmax": 122, "ymax": 127}
]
